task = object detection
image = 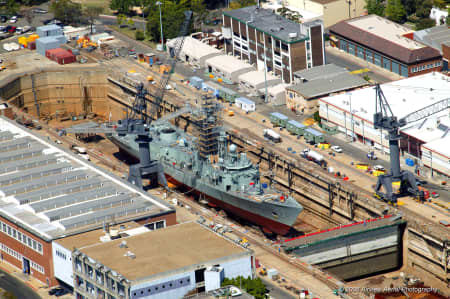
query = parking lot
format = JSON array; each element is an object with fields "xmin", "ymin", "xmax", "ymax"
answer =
[{"xmin": 0, "ymin": 2, "xmax": 54, "ymax": 54}]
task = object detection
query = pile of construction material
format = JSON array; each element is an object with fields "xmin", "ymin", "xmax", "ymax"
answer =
[
  {"xmin": 18, "ymin": 34, "xmax": 39, "ymax": 49},
  {"xmin": 35, "ymin": 25, "xmax": 66, "ymax": 56},
  {"xmin": 3, "ymin": 43, "xmax": 20, "ymax": 52},
  {"xmin": 46, "ymin": 48, "xmax": 76, "ymax": 65}
]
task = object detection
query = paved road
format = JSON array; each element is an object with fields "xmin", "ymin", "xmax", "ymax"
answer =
[
  {"xmin": 325, "ymin": 48, "xmax": 393, "ymax": 84},
  {"xmin": 263, "ymin": 279, "xmax": 297, "ymax": 299},
  {"xmin": 99, "ymin": 15, "xmax": 146, "ymax": 31},
  {"xmin": 0, "ymin": 269, "xmax": 41, "ymax": 299}
]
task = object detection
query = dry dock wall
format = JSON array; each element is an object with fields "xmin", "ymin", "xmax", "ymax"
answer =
[{"xmin": 283, "ymin": 219, "xmax": 405, "ymax": 280}]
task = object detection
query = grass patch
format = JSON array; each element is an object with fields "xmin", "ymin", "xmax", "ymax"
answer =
[
  {"xmin": 110, "ymin": 25, "xmax": 157, "ymax": 49},
  {"xmin": 73, "ymin": 0, "xmax": 113, "ymax": 14}
]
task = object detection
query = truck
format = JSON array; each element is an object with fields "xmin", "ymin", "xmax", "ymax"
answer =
[
  {"xmin": 72, "ymin": 146, "xmax": 90, "ymax": 161},
  {"xmin": 263, "ymin": 129, "xmax": 281, "ymax": 143},
  {"xmin": 301, "ymin": 149, "xmax": 327, "ymax": 167}
]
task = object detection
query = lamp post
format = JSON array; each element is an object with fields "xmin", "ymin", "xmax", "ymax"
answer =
[{"xmin": 156, "ymin": 1, "xmax": 164, "ymax": 49}]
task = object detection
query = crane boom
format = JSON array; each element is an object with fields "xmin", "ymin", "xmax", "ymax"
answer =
[
  {"xmin": 151, "ymin": 10, "xmax": 193, "ymax": 120},
  {"xmin": 399, "ymin": 97, "xmax": 450, "ymax": 125}
]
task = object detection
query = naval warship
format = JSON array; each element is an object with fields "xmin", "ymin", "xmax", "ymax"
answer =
[{"xmin": 107, "ymin": 125, "xmax": 303, "ymax": 235}]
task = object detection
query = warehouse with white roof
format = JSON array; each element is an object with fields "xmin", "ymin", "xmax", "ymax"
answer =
[
  {"xmin": 238, "ymin": 70, "xmax": 281, "ymax": 95},
  {"xmin": 265, "ymin": 83, "xmax": 289, "ymax": 106},
  {"xmin": 0, "ymin": 116, "xmax": 175, "ymax": 287},
  {"xmin": 319, "ymin": 72, "xmax": 450, "ymax": 177},
  {"xmin": 166, "ymin": 36, "xmax": 222, "ymax": 68},
  {"xmin": 205, "ymin": 55, "xmax": 254, "ymax": 83}
]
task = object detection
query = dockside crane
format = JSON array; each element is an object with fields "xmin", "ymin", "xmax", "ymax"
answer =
[
  {"xmin": 373, "ymin": 84, "xmax": 449, "ymax": 204},
  {"xmin": 65, "ymin": 11, "xmax": 193, "ymax": 189}
]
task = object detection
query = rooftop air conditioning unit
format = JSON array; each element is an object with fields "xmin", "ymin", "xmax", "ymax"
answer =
[{"xmin": 289, "ymin": 32, "xmax": 298, "ymax": 39}]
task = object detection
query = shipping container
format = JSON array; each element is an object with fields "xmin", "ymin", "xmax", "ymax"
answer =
[
  {"xmin": 304, "ymin": 127, "xmax": 325, "ymax": 144},
  {"xmin": 46, "ymin": 48, "xmax": 76, "ymax": 65},
  {"xmin": 235, "ymin": 97, "xmax": 255, "ymax": 112},
  {"xmin": 190, "ymin": 76, "xmax": 203, "ymax": 89},
  {"xmin": 36, "ymin": 36, "xmax": 63, "ymax": 56},
  {"xmin": 270, "ymin": 112, "xmax": 289, "ymax": 127},
  {"xmin": 36, "ymin": 24, "xmax": 63, "ymax": 37},
  {"xmin": 286, "ymin": 119, "xmax": 306, "ymax": 136}
]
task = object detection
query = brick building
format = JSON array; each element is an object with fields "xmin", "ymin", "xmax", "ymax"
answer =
[
  {"xmin": 329, "ymin": 15, "xmax": 442, "ymax": 77},
  {"xmin": 222, "ymin": 5, "xmax": 324, "ymax": 83},
  {"xmin": 0, "ymin": 116, "xmax": 175, "ymax": 287}
]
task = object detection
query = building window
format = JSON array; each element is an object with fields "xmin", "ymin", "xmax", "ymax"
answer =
[
  {"xmin": 281, "ymin": 42, "xmax": 288, "ymax": 51},
  {"xmin": 275, "ymin": 60, "xmax": 281, "ymax": 66},
  {"xmin": 234, "ymin": 42, "xmax": 240, "ymax": 47},
  {"xmin": 306, "ymin": 42, "xmax": 310, "ymax": 50},
  {"xmin": 242, "ymin": 45, "xmax": 248, "ymax": 51}
]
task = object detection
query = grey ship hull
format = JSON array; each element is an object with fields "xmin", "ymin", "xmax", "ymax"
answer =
[{"xmin": 108, "ymin": 135, "xmax": 302, "ymax": 235}]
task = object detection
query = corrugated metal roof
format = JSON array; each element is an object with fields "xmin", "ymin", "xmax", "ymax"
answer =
[
  {"xmin": 236, "ymin": 97, "xmax": 254, "ymax": 105},
  {"xmin": 287, "ymin": 120, "xmax": 305, "ymax": 128},
  {"xmin": 270, "ymin": 112, "xmax": 288, "ymax": 120},
  {"xmin": 0, "ymin": 117, "xmax": 173, "ymax": 241},
  {"xmin": 294, "ymin": 64, "xmax": 347, "ymax": 81},
  {"xmin": 305, "ymin": 127, "xmax": 322, "ymax": 136},
  {"xmin": 287, "ymin": 73, "xmax": 367, "ymax": 98}
]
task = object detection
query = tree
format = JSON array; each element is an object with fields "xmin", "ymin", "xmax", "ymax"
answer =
[
  {"xmin": 385, "ymin": 0, "xmax": 406, "ymax": 23},
  {"xmin": 146, "ymin": 0, "xmax": 205, "ymax": 43},
  {"xmin": 402, "ymin": 0, "xmax": 416, "ymax": 15},
  {"xmin": 3, "ymin": 0, "xmax": 20, "ymax": 15},
  {"xmin": 127, "ymin": 17, "xmax": 135, "ymax": 29},
  {"xmin": 415, "ymin": 17, "xmax": 435, "ymax": 29},
  {"xmin": 135, "ymin": 30, "xmax": 145, "ymax": 40},
  {"xmin": 110, "ymin": 0, "xmax": 134, "ymax": 14},
  {"xmin": 416, "ymin": 0, "xmax": 433, "ymax": 18},
  {"xmin": 222, "ymin": 276, "xmax": 268, "ymax": 299},
  {"xmin": 433, "ymin": 0, "xmax": 446, "ymax": 9},
  {"xmin": 228, "ymin": 0, "xmax": 256, "ymax": 9},
  {"xmin": 117, "ymin": 14, "xmax": 126, "ymax": 26},
  {"xmin": 50, "ymin": 0, "xmax": 83, "ymax": 25},
  {"xmin": 365, "ymin": 0, "xmax": 385, "ymax": 16},
  {"xmin": 277, "ymin": 6, "xmax": 302, "ymax": 22},
  {"xmin": 84, "ymin": 5, "xmax": 104, "ymax": 34},
  {"xmin": 447, "ymin": 7, "xmax": 450, "ymax": 25}
]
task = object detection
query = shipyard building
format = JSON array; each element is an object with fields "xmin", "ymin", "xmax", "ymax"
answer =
[
  {"xmin": 319, "ymin": 72, "xmax": 450, "ymax": 177},
  {"xmin": 66, "ymin": 222, "xmax": 253, "ymax": 299},
  {"xmin": 222, "ymin": 6, "xmax": 324, "ymax": 83},
  {"xmin": 0, "ymin": 116, "xmax": 175, "ymax": 286},
  {"xmin": 329, "ymin": 15, "xmax": 442, "ymax": 77}
]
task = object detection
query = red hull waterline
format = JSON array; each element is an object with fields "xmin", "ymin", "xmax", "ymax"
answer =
[{"xmin": 167, "ymin": 176, "xmax": 292, "ymax": 235}]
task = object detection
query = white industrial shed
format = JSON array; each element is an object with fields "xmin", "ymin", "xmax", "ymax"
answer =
[
  {"xmin": 319, "ymin": 72, "xmax": 450, "ymax": 176},
  {"xmin": 166, "ymin": 37, "xmax": 222, "ymax": 68},
  {"xmin": 238, "ymin": 71, "xmax": 281, "ymax": 95},
  {"xmin": 264, "ymin": 83, "xmax": 289, "ymax": 106},
  {"xmin": 422, "ymin": 137, "xmax": 450, "ymax": 176},
  {"xmin": 205, "ymin": 55, "xmax": 254, "ymax": 83}
]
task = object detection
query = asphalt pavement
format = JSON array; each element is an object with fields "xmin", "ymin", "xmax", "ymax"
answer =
[
  {"xmin": 0, "ymin": 269, "xmax": 41, "ymax": 299},
  {"xmin": 325, "ymin": 48, "xmax": 393, "ymax": 84}
]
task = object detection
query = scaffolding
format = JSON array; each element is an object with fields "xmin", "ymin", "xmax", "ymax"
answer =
[{"xmin": 193, "ymin": 95, "xmax": 223, "ymax": 159}]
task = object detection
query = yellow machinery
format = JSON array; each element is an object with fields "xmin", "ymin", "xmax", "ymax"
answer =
[
  {"xmin": 317, "ymin": 142, "xmax": 330, "ymax": 149},
  {"xmin": 159, "ymin": 65, "xmax": 171, "ymax": 74},
  {"xmin": 356, "ymin": 163, "xmax": 369, "ymax": 170},
  {"xmin": 147, "ymin": 75, "xmax": 154, "ymax": 82},
  {"xmin": 77, "ymin": 37, "xmax": 97, "ymax": 49}
]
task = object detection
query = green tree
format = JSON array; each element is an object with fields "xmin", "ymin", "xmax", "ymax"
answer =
[
  {"xmin": 135, "ymin": 29, "xmax": 145, "ymax": 40},
  {"xmin": 222, "ymin": 276, "xmax": 268, "ymax": 299},
  {"xmin": 146, "ymin": 0, "xmax": 205, "ymax": 43},
  {"xmin": 50, "ymin": 0, "xmax": 83, "ymax": 25},
  {"xmin": 402, "ymin": 0, "xmax": 416, "ymax": 15},
  {"xmin": 277, "ymin": 6, "xmax": 302, "ymax": 22},
  {"xmin": 2, "ymin": 0, "xmax": 20, "ymax": 15},
  {"xmin": 447, "ymin": 7, "xmax": 450, "ymax": 25},
  {"xmin": 127, "ymin": 17, "xmax": 135, "ymax": 28},
  {"xmin": 228, "ymin": 0, "xmax": 256, "ymax": 9},
  {"xmin": 385, "ymin": 0, "xmax": 406, "ymax": 23},
  {"xmin": 117, "ymin": 14, "xmax": 126, "ymax": 26},
  {"xmin": 365, "ymin": 0, "xmax": 385, "ymax": 16},
  {"xmin": 415, "ymin": 17, "xmax": 435, "ymax": 29},
  {"xmin": 416, "ymin": 0, "xmax": 433, "ymax": 18},
  {"xmin": 110, "ymin": 0, "xmax": 134, "ymax": 14},
  {"xmin": 84, "ymin": 5, "xmax": 104, "ymax": 34},
  {"xmin": 433, "ymin": 0, "xmax": 446, "ymax": 9}
]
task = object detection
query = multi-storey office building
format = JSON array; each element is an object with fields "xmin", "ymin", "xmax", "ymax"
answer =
[
  {"xmin": 71, "ymin": 222, "xmax": 254, "ymax": 299},
  {"xmin": 222, "ymin": 6, "xmax": 325, "ymax": 83}
]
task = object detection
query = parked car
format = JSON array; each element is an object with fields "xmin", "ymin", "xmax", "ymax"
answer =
[
  {"xmin": 9, "ymin": 16, "xmax": 17, "ymax": 23},
  {"xmin": 431, "ymin": 191, "xmax": 439, "ymax": 198},
  {"xmin": 331, "ymin": 145, "xmax": 343, "ymax": 153},
  {"xmin": 32, "ymin": 8, "xmax": 48, "ymax": 14},
  {"xmin": 48, "ymin": 287, "xmax": 65, "ymax": 295},
  {"xmin": 7, "ymin": 26, "xmax": 16, "ymax": 33},
  {"xmin": 367, "ymin": 151, "xmax": 377, "ymax": 160},
  {"xmin": 0, "ymin": 16, "xmax": 6, "ymax": 23},
  {"xmin": 373, "ymin": 165, "xmax": 385, "ymax": 171},
  {"xmin": 16, "ymin": 26, "xmax": 31, "ymax": 34},
  {"xmin": 54, "ymin": 288, "xmax": 70, "ymax": 297},
  {"xmin": 3, "ymin": 25, "xmax": 11, "ymax": 33}
]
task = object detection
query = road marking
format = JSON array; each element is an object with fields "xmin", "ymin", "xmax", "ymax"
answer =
[{"xmin": 349, "ymin": 68, "xmax": 369, "ymax": 74}]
